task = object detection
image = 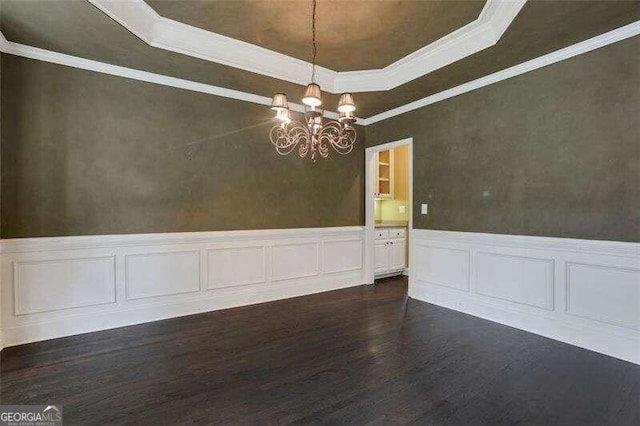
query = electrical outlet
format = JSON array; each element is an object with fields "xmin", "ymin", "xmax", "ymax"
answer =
[
  {"xmin": 399, "ymin": 205, "xmax": 406, "ymax": 214},
  {"xmin": 421, "ymin": 204, "xmax": 428, "ymax": 214}
]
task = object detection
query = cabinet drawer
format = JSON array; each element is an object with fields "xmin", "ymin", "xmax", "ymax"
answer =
[
  {"xmin": 374, "ymin": 229, "xmax": 389, "ymax": 240},
  {"xmin": 389, "ymin": 228, "xmax": 406, "ymax": 238}
]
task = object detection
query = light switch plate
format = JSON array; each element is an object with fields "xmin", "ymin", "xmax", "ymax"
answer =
[
  {"xmin": 399, "ymin": 205, "xmax": 406, "ymax": 214},
  {"xmin": 421, "ymin": 204, "xmax": 428, "ymax": 214}
]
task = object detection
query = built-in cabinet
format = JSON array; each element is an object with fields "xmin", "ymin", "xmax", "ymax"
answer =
[
  {"xmin": 374, "ymin": 227, "xmax": 406, "ymax": 276},
  {"xmin": 374, "ymin": 149, "xmax": 394, "ymax": 199}
]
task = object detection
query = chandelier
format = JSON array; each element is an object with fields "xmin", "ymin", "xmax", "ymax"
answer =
[{"xmin": 269, "ymin": 0, "xmax": 357, "ymax": 163}]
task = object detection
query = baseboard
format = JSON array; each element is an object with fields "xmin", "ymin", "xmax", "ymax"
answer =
[
  {"xmin": 0, "ymin": 226, "xmax": 365, "ymax": 348},
  {"xmin": 403, "ymin": 267, "xmax": 410, "ymax": 276},
  {"xmin": 411, "ymin": 282, "xmax": 638, "ymax": 364},
  {"xmin": 410, "ymin": 229, "xmax": 639, "ymax": 364},
  {"xmin": 375, "ymin": 270, "xmax": 404, "ymax": 280},
  {"xmin": 3, "ymin": 273, "xmax": 363, "ymax": 348}
]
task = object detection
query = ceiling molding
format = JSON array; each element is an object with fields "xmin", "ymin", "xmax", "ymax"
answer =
[
  {"xmin": 0, "ymin": 31, "xmax": 344, "ymax": 121},
  {"xmin": 2, "ymin": 22, "xmax": 637, "ymax": 127},
  {"xmin": 87, "ymin": 0, "xmax": 337, "ymax": 90},
  {"xmin": 332, "ymin": 0, "xmax": 526, "ymax": 93},
  {"xmin": 365, "ymin": 21, "xmax": 640, "ymax": 124},
  {"xmin": 87, "ymin": 0, "xmax": 526, "ymax": 93}
]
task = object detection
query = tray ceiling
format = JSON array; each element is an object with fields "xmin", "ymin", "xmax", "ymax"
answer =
[
  {"xmin": 146, "ymin": 0, "xmax": 485, "ymax": 72},
  {"xmin": 86, "ymin": 0, "xmax": 526, "ymax": 92},
  {"xmin": 1, "ymin": 0, "xmax": 639, "ymax": 118}
]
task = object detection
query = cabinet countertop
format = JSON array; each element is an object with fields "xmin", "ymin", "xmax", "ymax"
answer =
[{"xmin": 374, "ymin": 221, "xmax": 408, "ymax": 229}]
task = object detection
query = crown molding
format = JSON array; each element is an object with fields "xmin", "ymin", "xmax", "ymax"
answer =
[
  {"xmin": 87, "ymin": 0, "xmax": 338, "ymax": 90},
  {"xmin": 1, "ymin": 22, "xmax": 638, "ymax": 126},
  {"xmin": 0, "ymin": 31, "xmax": 345, "ymax": 121},
  {"xmin": 87, "ymin": 0, "xmax": 526, "ymax": 93},
  {"xmin": 332, "ymin": 0, "xmax": 526, "ymax": 93},
  {"xmin": 365, "ymin": 21, "xmax": 640, "ymax": 124}
]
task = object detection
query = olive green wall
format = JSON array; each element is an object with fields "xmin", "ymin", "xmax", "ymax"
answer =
[
  {"xmin": 2, "ymin": 36, "xmax": 638, "ymax": 241},
  {"xmin": 367, "ymin": 36, "xmax": 640, "ymax": 242},
  {"xmin": 1, "ymin": 55, "xmax": 365, "ymax": 238}
]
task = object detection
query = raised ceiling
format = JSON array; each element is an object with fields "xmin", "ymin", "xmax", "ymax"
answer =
[
  {"xmin": 1, "ymin": 0, "xmax": 639, "ymax": 118},
  {"xmin": 146, "ymin": 0, "xmax": 485, "ymax": 72}
]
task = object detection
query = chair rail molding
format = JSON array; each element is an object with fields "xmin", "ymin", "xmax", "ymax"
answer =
[
  {"xmin": 410, "ymin": 229, "xmax": 640, "ymax": 364},
  {"xmin": 0, "ymin": 226, "xmax": 365, "ymax": 349},
  {"xmin": 87, "ymin": 0, "xmax": 526, "ymax": 93}
]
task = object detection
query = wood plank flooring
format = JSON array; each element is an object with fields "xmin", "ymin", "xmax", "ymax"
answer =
[{"xmin": 1, "ymin": 276, "xmax": 638, "ymax": 424}]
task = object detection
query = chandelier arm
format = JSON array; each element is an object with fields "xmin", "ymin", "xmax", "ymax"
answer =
[
  {"xmin": 269, "ymin": 121, "xmax": 311, "ymax": 156},
  {"xmin": 318, "ymin": 121, "xmax": 357, "ymax": 156},
  {"xmin": 269, "ymin": 126, "xmax": 299, "ymax": 155},
  {"xmin": 316, "ymin": 134, "xmax": 329, "ymax": 158},
  {"xmin": 299, "ymin": 133, "xmax": 311, "ymax": 158}
]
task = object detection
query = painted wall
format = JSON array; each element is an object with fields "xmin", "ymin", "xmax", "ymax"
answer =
[
  {"xmin": 2, "ymin": 36, "xmax": 638, "ymax": 242},
  {"xmin": 367, "ymin": 36, "xmax": 640, "ymax": 242},
  {"xmin": 0, "ymin": 55, "xmax": 365, "ymax": 238}
]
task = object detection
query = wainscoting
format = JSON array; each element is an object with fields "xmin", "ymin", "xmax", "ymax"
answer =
[
  {"xmin": 410, "ymin": 229, "xmax": 640, "ymax": 364},
  {"xmin": 2, "ymin": 226, "xmax": 637, "ymax": 365},
  {"xmin": 0, "ymin": 227, "xmax": 365, "ymax": 348}
]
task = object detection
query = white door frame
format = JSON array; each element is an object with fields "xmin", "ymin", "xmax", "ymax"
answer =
[{"xmin": 364, "ymin": 138, "xmax": 413, "ymax": 285}]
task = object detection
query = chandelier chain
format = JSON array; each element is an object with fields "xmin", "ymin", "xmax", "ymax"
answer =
[{"xmin": 311, "ymin": 0, "xmax": 317, "ymax": 83}]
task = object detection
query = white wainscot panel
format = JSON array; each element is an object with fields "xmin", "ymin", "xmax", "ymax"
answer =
[
  {"xmin": 14, "ymin": 256, "xmax": 116, "ymax": 315},
  {"xmin": 566, "ymin": 262, "xmax": 640, "ymax": 330},
  {"xmin": 324, "ymin": 239, "xmax": 362, "ymax": 274},
  {"xmin": 476, "ymin": 252, "xmax": 554, "ymax": 310},
  {"xmin": 207, "ymin": 246, "xmax": 266, "ymax": 289},
  {"xmin": 272, "ymin": 242, "xmax": 319, "ymax": 281},
  {"xmin": 415, "ymin": 244, "xmax": 470, "ymax": 291},
  {"xmin": 125, "ymin": 250, "xmax": 200, "ymax": 300}
]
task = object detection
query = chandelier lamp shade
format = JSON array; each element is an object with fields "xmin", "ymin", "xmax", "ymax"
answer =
[
  {"xmin": 270, "ymin": 93, "xmax": 291, "ymax": 123},
  {"xmin": 302, "ymin": 83, "xmax": 323, "ymax": 107},
  {"xmin": 269, "ymin": 0, "xmax": 357, "ymax": 163}
]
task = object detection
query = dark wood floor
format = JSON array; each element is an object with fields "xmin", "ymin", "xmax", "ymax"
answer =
[{"xmin": 1, "ymin": 276, "xmax": 638, "ymax": 424}]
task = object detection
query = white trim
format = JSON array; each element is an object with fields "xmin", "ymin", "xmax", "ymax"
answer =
[
  {"xmin": 0, "ymin": 31, "xmax": 347, "ymax": 120},
  {"xmin": 333, "ymin": 0, "xmax": 525, "ymax": 93},
  {"xmin": 412, "ymin": 229, "xmax": 639, "ymax": 257},
  {"xmin": 365, "ymin": 138, "xmax": 413, "ymax": 285},
  {"xmin": 373, "ymin": 271, "xmax": 405, "ymax": 280},
  {"xmin": 3, "ymin": 273, "xmax": 363, "ymax": 348},
  {"xmin": 88, "ymin": 0, "xmax": 525, "ymax": 93},
  {"xmin": 0, "ymin": 226, "xmax": 364, "ymax": 254},
  {"xmin": 1, "ymin": 21, "xmax": 638, "ymax": 126},
  {"xmin": 0, "ymin": 226, "xmax": 366, "ymax": 348},
  {"xmin": 366, "ymin": 21, "xmax": 640, "ymax": 124},
  {"xmin": 87, "ymin": 0, "xmax": 337, "ymax": 91},
  {"xmin": 410, "ymin": 229, "xmax": 640, "ymax": 364}
]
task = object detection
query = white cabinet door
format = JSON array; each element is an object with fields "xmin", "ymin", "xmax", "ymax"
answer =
[
  {"xmin": 374, "ymin": 241, "xmax": 389, "ymax": 274},
  {"xmin": 389, "ymin": 239, "xmax": 405, "ymax": 271}
]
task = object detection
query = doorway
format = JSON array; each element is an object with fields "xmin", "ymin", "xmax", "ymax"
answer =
[{"xmin": 364, "ymin": 138, "xmax": 413, "ymax": 285}]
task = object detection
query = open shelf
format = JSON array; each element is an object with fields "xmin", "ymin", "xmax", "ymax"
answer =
[{"xmin": 375, "ymin": 149, "xmax": 394, "ymax": 200}]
